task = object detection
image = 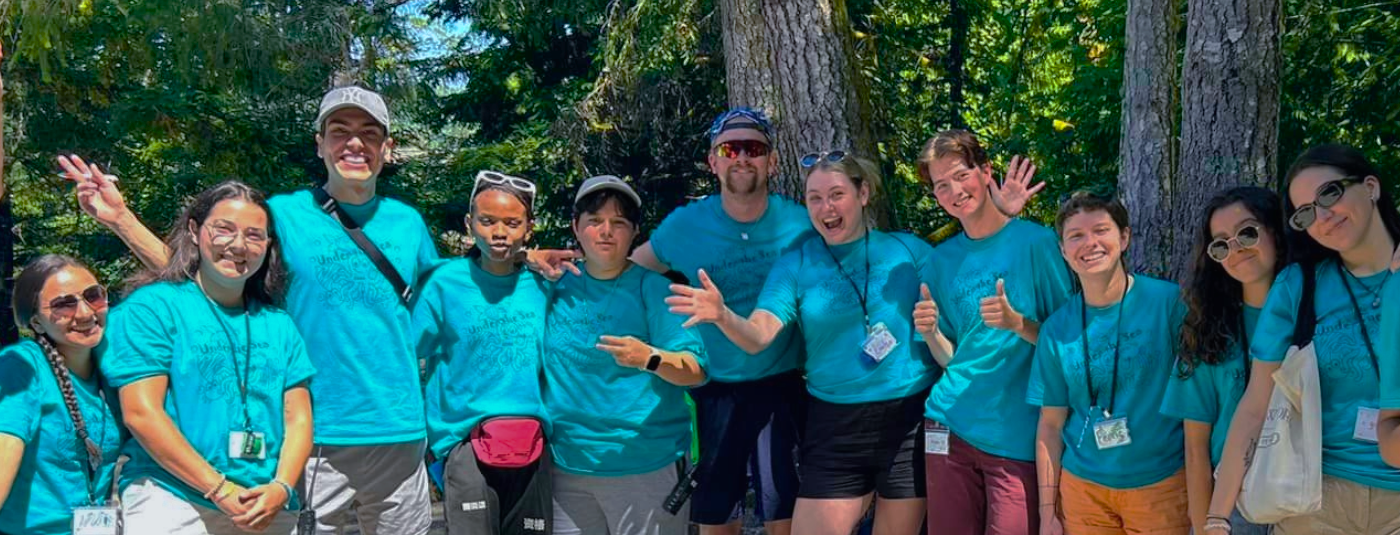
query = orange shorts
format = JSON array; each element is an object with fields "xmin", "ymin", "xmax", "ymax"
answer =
[{"xmin": 1058, "ymin": 469, "xmax": 1190, "ymax": 535}]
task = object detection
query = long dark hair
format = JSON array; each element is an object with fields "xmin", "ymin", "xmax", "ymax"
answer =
[
  {"xmin": 1179, "ymin": 187, "xmax": 1286, "ymax": 377},
  {"xmin": 126, "ymin": 181, "xmax": 287, "ymax": 307},
  {"xmin": 12, "ymin": 254, "xmax": 106, "ymax": 454},
  {"xmin": 1282, "ymin": 144, "xmax": 1400, "ymax": 268}
]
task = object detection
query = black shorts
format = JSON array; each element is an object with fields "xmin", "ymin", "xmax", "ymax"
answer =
[
  {"xmin": 689, "ymin": 370, "xmax": 806, "ymax": 525},
  {"xmin": 798, "ymin": 392, "xmax": 927, "ymax": 500},
  {"xmin": 443, "ymin": 437, "xmax": 552, "ymax": 535}
]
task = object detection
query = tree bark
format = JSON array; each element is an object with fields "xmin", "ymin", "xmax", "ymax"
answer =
[
  {"xmin": 717, "ymin": 0, "xmax": 878, "ymax": 201},
  {"xmin": 1118, "ymin": 0, "xmax": 1179, "ymax": 278},
  {"xmin": 946, "ymin": 0, "xmax": 968, "ymax": 129},
  {"xmin": 1175, "ymin": 0, "xmax": 1281, "ymax": 270}
]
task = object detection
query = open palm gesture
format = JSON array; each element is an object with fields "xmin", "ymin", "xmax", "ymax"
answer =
[{"xmin": 989, "ymin": 156, "xmax": 1045, "ymax": 217}]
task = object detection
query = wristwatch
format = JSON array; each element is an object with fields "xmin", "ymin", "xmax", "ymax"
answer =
[{"xmin": 645, "ymin": 352, "xmax": 663, "ymax": 372}]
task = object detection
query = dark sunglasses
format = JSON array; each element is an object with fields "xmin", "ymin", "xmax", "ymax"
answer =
[
  {"xmin": 1207, "ymin": 224, "xmax": 1262, "ymax": 262},
  {"xmin": 47, "ymin": 285, "xmax": 108, "ymax": 317},
  {"xmin": 1289, "ymin": 176, "xmax": 1365, "ymax": 231},
  {"xmin": 799, "ymin": 150, "xmax": 848, "ymax": 169},
  {"xmin": 714, "ymin": 140, "xmax": 771, "ymax": 159}
]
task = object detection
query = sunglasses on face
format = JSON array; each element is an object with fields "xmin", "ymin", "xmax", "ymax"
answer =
[
  {"xmin": 1289, "ymin": 176, "xmax": 1365, "ymax": 231},
  {"xmin": 204, "ymin": 222, "xmax": 269, "ymax": 246},
  {"xmin": 1207, "ymin": 224, "xmax": 1262, "ymax": 262},
  {"xmin": 714, "ymin": 140, "xmax": 771, "ymax": 160},
  {"xmin": 46, "ymin": 285, "xmax": 108, "ymax": 317},
  {"xmin": 471, "ymin": 171, "xmax": 537, "ymax": 205},
  {"xmin": 799, "ymin": 150, "xmax": 848, "ymax": 169}
]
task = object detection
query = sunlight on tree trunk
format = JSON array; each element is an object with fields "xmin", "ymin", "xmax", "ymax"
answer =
[{"xmin": 1118, "ymin": 0, "xmax": 1179, "ymax": 278}]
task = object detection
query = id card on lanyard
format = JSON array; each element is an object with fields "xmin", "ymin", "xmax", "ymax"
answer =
[{"xmin": 1076, "ymin": 274, "xmax": 1130, "ymax": 451}]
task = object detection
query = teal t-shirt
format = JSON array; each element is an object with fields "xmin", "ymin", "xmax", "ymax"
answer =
[
  {"xmin": 1028, "ymin": 275, "xmax": 1186, "ymax": 489},
  {"xmin": 0, "ymin": 341, "xmax": 123, "ymax": 535},
  {"xmin": 650, "ymin": 194, "xmax": 813, "ymax": 382},
  {"xmin": 924, "ymin": 219, "xmax": 1073, "ymax": 462},
  {"xmin": 543, "ymin": 265, "xmax": 708, "ymax": 476},
  {"xmin": 1160, "ymin": 306, "xmax": 1261, "ymax": 466},
  {"xmin": 268, "ymin": 190, "xmax": 439, "ymax": 445},
  {"xmin": 102, "ymin": 281, "xmax": 316, "ymax": 510},
  {"xmin": 1381, "ymin": 274, "xmax": 1400, "ymax": 410},
  {"xmin": 756, "ymin": 230, "xmax": 939, "ymax": 404},
  {"xmin": 415, "ymin": 258, "xmax": 551, "ymax": 459},
  {"xmin": 1251, "ymin": 260, "xmax": 1400, "ymax": 491}
]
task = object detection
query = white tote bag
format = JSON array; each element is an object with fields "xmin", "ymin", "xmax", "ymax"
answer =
[{"xmin": 1237, "ymin": 342, "xmax": 1323, "ymax": 524}]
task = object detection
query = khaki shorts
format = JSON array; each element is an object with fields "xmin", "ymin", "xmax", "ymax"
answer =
[
  {"xmin": 1274, "ymin": 476, "xmax": 1400, "ymax": 535},
  {"xmin": 1059, "ymin": 469, "xmax": 1190, "ymax": 535}
]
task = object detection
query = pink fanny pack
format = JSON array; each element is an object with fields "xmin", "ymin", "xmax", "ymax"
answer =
[{"xmin": 470, "ymin": 417, "xmax": 545, "ymax": 468}]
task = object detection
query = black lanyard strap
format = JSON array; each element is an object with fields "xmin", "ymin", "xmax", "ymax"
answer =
[
  {"xmin": 36, "ymin": 336, "xmax": 111, "ymax": 504},
  {"xmin": 204, "ymin": 296, "xmax": 255, "ymax": 430},
  {"xmin": 822, "ymin": 232, "xmax": 871, "ymax": 329},
  {"xmin": 1335, "ymin": 262, "xmax": 1380, "ymax": 379},
  {"xmin": 1080, "ymin": 271, "xmax": 1129, "ymax": 418}
]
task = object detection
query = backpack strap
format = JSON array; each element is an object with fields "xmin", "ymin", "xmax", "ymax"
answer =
[{"xmin": 311, "ymin": 187, "xmax": 413, "ymax": 305}]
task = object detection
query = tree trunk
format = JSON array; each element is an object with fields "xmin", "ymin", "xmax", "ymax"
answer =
[
  {"xmin": 718, "ymin": 0, "xmax": 878, "ymax": 201},
  {"xmin": 1175, "ymin": 0, "xmax": 1281, "ymax": 270},
  {"xmin": 1118, "ymin": 0, "xmax": 1179, "ymax": 278},
  {"xmin": 946, "ymin": 0, "xmax": 968, "ymax": 129}
]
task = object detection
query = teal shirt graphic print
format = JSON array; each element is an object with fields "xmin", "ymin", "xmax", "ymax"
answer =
[
  {"xmin": 268, "ymin": 190, "xmax": 439, "ymax": 445},
  {"xmin": 102, "ymin": 281, "xmax": 315, "ymax": 510},
  {"xmin": 1160, "ymin": 306, "xmax": 1262, "ymax": 466},
  {"xmin": 1029, "ymin": 275, "xmax": 1185, "ymax": 489},
  {"xmin": 650, "ymin": 194, "xmax": 813, "ymax": 382}
]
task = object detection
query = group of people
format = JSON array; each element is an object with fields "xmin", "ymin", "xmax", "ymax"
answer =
[{"xmin": 1, "ymin": 83, "xmax": 1399, "ymax": 535}]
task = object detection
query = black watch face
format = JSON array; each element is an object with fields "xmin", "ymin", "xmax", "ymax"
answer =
[{"xmin": 647, "ymin": 354, "xmax": 662, "ymax": 371}]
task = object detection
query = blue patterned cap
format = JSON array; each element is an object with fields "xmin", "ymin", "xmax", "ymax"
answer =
[{"xmin": 707, "ymin": 107, "xmax": 773, "ymax": 145}]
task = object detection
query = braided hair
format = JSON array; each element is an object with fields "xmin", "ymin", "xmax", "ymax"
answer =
[{"xmin": 12, "ymin": 254, "xmax": 105, "ymax": 459}]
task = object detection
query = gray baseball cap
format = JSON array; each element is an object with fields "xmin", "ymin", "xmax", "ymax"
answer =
[
  {"xmin": 315, "ymin": 86, "xmax": 391, "ymax": 132},
  {"xmin": 575, "ymin": 175, "xmax": 642, "ymax": 207}
]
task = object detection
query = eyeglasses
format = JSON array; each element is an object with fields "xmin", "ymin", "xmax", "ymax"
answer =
[
  {"xmin": 204, "ymin": 221, "xmax": 269, "ymax": 246},
  {"xmin": 471, "ymin": 171, "xmax": 537, "ymax": 205},
  {"xmin": 1289, "ymin": 176, "xmax": 1364, "ymax": 231},
  {"xmin": 46, "ymin": 285, "xmax": 108, "ymax": 317},
  {"xmin": 799, "ymin": 150, "xmax": 848, "ymax": 169},
  {"xmin": 714, "ymin": 140, "xmax": 771, "ymax": 160},
  {"xmin": 1207, "ymin": 224, "xmax": 1262, "ymax": 262}
]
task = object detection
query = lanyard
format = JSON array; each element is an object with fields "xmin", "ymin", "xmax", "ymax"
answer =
[
  {"xmin": 1239, "ymin": 311, "xmax": 1252, "ymax": 386},
  {"xmin": 204, "ymin": 297, "xmax": 255, "ymax": 431},
  {"xmin": 1080, "ymin": 272, "xmax": 1128, "ymax": 418},
  {"xmin": 76, "ymin": 377, "xmax": 111, "ymax": 505},
  {"xmin": 1335, "ymin": 262, "xmax": 1380, "ymax": 379},
  {"xmin": 822, "ymin": 233, "xmax": 871, "ymax": 329}
]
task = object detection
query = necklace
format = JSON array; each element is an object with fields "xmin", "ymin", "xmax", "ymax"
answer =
[{"xmin": 1341, "ymin": 265, "xmax": 1392, "ymax": 309}]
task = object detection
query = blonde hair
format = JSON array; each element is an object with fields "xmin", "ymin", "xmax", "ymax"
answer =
[{"xmin": 804, "ymin": 153, "xmax": 882, "ymax": 223}]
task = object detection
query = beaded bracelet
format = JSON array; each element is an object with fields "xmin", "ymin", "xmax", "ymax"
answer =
[
  {"xmin": 202, "ymin": 474, "xmax": 228, "ymax": 500},
  {"xmin": 1203, "ymin": 517, "xmax": 1232, "ymax": 533},
  {"xmin": 273, "ymin": 479, "xmax": 297, "ymax": 500}
]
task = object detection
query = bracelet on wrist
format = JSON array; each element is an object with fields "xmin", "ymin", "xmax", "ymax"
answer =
[
  {"xmin": 272, "ymin": 478, "xmax": 296, "ymax": 500},
  {"xmin": 202, "ymin": 474, "xmax": 228, "ymax": 500},
  {"xmin": 1204, "ymin": 518, "xmax": 1232, "ymax": 533}
]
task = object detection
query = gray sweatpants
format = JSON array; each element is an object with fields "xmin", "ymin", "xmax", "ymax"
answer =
[{"xmin": 551, "ymin": 464, "xmax": 689, "ymax": 535}]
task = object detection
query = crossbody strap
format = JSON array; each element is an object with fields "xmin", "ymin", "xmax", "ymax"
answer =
[{"xmin": 311, "ymin": 187, "xmax": 412, "ymax": 305}]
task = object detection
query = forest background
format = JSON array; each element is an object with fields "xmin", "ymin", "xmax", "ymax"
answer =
[{"xmin": 0, "ymin": 0, "xmax": 1397, "ymax": 345}]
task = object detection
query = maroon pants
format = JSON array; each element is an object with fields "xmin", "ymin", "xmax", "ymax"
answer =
[{"xmin": 924, "ymin": 421, "xmax": 1040, "ymax": 535}]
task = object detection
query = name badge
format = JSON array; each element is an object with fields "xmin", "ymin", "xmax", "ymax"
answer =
[
  {"xmin": 862, "ymin": 323, "xmax": 898, "ymax": 363},
  {"xmin": 1093, "ymin": 417, "xmax": 1132, "ymax": 450},
  {"xmin": 229, "ymin": 430, "xmax": 268, "ymax": 460},
  {"xmin": 1355, "ymin": 407, "xmax": 1380, "ymax": 443},
  {"xmin": 925, "ymin": 423, "xmax": 950, "ymax": 455},
  {"xmin": 72, "ymin": 505, "xmax": 120, "ymax": 535}
]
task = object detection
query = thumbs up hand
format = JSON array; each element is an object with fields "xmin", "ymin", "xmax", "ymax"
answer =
[
  {"xmin": 979, "ymin": 278, "xmax": 1026, "ymax": 333},
  {"xmin": 666, "ymin": 269, "xmax": 728, "ymax": 328},
  {"xmin": 914, "ymin": 283, "xmax": 941, "ymax": 337}
]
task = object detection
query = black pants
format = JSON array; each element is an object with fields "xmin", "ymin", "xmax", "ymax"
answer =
[{"xmin": 444, "ymin": 438, "xmax": 553, "ymax": 535}]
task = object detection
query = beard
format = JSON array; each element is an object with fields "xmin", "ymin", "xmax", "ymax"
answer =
[{"xmin": 722, "ymin": 167, "xmax": 763, "ymax": 195}]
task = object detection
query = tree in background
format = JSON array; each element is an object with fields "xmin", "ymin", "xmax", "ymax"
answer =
[{"xmin": 1118, "ymin": 0, "xmax": 1180, "ymax": 276}]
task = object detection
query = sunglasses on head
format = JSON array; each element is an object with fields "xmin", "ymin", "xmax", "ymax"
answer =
[
  {"xmin": 1207, "ymin": 224, "xmax": 1262, "ymax": 262},
  {"xmin": 472, "ymin": 171, "xmax": 537, "ymax": 205},
  {"xmin": 1289, "ymin": 176, "xmax": 1365, "ymax": 231},
  {"xmin": 799, "ymin": 150, "xmax": 848, "ymax": 169},
  {"xmin": 47, "ymin": 285, "xmax": 108, "ymax": 317},
  {"xmin": 714, "ymin": 140, "xmax": 771, "ymax": 160}
]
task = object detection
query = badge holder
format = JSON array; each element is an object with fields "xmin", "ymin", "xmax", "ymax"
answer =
[
  {"xmin": 229, "ymin": 428, "xmax": 268, "ymax": 460},
  {"xmin": 862, "ymin": 322, "xmax": 898, "ymax": 364},
  {"xmin": 925, "ymin": 422, "xmax": 951, "ymax": 455},
  {"xmin": 1092, "ymin": 411, "xmax": 1132, "ymax": 450},
  {"xmin": 73, "ymin": 453, "xmax": 125, "ymax": 535},
  {"xmin": 1355, "ymin": 407, "xmax": 1380, "ymax": 443}
]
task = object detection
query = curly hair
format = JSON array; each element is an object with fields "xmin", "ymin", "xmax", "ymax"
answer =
[
  {"xmin": 125, "ymin": 180, "xmax": 287, "ymax": 307},
  {"xmin": 1178, "ymin": 187, "xmax": 1285, "ymax": 378}
]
